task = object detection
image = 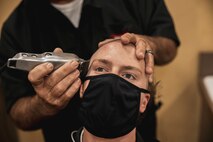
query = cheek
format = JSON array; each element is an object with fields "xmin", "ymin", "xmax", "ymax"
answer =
[{"xmin": 132, "ymin": 78, "xmax": 148, "ymax": 89}]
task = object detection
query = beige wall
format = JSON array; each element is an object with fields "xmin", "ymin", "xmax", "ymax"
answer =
[
  {"xmin": 157, "ymin": 0, "xmax": 213, "ymax": 142},
  {"xmin": 0, "ymin": 0, "xmax": 212, "ymax": 142},
  {"xmin": 0, "ymin": 0, "xmax": 20, "ymax": 28}
]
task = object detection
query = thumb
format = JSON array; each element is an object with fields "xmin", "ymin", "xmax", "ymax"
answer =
[{"xmin": 53, "ymin": 47, "xmax": 63, "ymax": 54}]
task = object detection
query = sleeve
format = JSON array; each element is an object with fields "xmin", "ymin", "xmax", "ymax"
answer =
[
  {"xmin": 0, "ymin": 24, "xmax": 19, "ymax": 67},
  {"xmin": 0, "ymin": 3, "xmax": 35, "ymax": 112},
  {"xmin": 140, "ymin": 0, "xmax": 180, "ymax": 46}
]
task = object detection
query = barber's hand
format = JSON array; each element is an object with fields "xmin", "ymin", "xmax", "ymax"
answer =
[
  {"xmin": 28, "ymin": 48, "xmax": 81, "ymax": 116},
  {"xmin": 120, "ymin": 33, "xmax": 155, "ymax": 83},
  {"xmin": 99, "ymin": 33, "xmax": 155, "ymax": 83}
]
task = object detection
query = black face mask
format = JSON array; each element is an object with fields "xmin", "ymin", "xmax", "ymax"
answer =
[{"xmin": 79, "ymin": 74, "xmax": 150, "ymax": 138}]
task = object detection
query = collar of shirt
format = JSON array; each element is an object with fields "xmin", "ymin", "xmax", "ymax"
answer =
[
  {"xmin": 71, "ymin": 128, "xmax": 145, "ymax": 142},
  {"xmin": 51, "ymin": 0, "xmax": 84, "ymax": 28}
]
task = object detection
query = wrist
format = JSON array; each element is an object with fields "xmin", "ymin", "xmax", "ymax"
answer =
[{"xmin": 32, "ymin": 95, "xmax": 59, "ymax": 117}]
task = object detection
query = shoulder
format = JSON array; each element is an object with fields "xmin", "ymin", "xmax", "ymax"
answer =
[
  {"xmin": 136, "ymin": 131, "xmax": 160, "ymax": 142},
  {"xmin": 2, "ymin": 0, "xmax": 48, "ymax": 31}
]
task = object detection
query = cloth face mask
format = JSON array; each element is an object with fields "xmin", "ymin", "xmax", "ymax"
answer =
[{"xmin": 79, "ymin": 74, "xmax": 150, "ymax": 138}]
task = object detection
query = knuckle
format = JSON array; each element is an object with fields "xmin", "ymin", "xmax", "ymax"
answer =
[
  {"xmin": 121, "ymin": 33, "xmax": 132, "ymax": 41},
  {"xmin": 69, "ymin": 72, "xmax": 78, "ymax": 81},
  {"xmin": 53, "ymin": 100, "xmax": 62, "ymax": 108},
  {"xmin": 138, "ymin": 39, "xmax": 147, "ymax": 45},
  {"xmin": 28, "ymin": 70, "xmax": 39, "ymax": 82},
  {"xmin": 28, "ymin": 74, "xmax": 34, "ymax": 82},
  {"xmin": 72, "ymin": 81, "xmax": 80, "ymax": 91},
  {"xmin": 45, "ymin": 96, "xmax": 61, "ymax": 108},
  {"xmin": 123, "ymin": 32, "xmax": 131, "ymax": 37},
  {"xmin": 66, "ymin": 82, "xmax": 80, "ymax": 97},
  {"xmin": 43, "ymin": 97, "xmax": 53, "ymax": 106},
  {"xmin": 36, "ymin": 90, "xmax": 46, "ymax": 97},
  {"xmin": 45, "ymin": 78, "xmax": 55, "ymax": 88},
  {"xmin": 53, "ymin": 85, "xmax": 65, "ymax": 95},
  {"xmin": 53, "ymin": 99, "xmax": 67, "ymax": 110},
  {"xmin": 54, "ymin": 70, "xmax": 65, "ymax": 79},
  {"xmin": 61, "ymin": 66, "xmax": 69, "ymax": 73},
  {"xmin": 35, "ymin": 64, "xmax": 46, "ymax": 73}
]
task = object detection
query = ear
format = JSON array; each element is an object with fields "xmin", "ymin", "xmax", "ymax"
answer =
[
  {"xmin": 79, "ymin": 80, "xmax": 90, "ymax": 98},
  {"xmin": 139, "ymin": 94, "xmax": 150, "ymax": 113},
  {"xmin": 79, "ymin": 84, "xmax": 84, "ymax": 98}
]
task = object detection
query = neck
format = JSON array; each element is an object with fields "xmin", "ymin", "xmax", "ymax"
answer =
[
  {"xmin": 82, "ymin": 128, "xmax": 136, "ymax": 142},
  {"xmin": 50, "ymin": 0, "xmax": 74, "ymax": 4}
]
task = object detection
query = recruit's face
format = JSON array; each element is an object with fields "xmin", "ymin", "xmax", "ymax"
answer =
[{"xmin": 80, "ymin": 39, "xmax": 150, "ymax": 113}]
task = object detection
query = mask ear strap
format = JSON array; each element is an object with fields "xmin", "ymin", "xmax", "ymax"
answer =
[
  {"xmin": 140, "ymin": 88, "xmax": 150, "ymax": 94},
  {"xmin": 81, "ymin": 75, "xmax": 94, "ymax": 82}
]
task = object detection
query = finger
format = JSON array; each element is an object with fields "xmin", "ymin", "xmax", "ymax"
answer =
[
  {"xmin": 45, "ymin": 61, "xmax": 79, "ymax": 90},
  {"xmin": 50, "ymin": 70, "xmax": 80, "ymax": 98},
  {"xmin": 121, "ymin": 33, "xmax": 136, "ymax": 44},
  {"xmin": 145, "ymin": 50, "xmax": 154, "ymax": 83},
  {"xmin": 28, "ymin": 63, "xmax": 54, "ymax": 87},
  {"xmin": 60, "ymin": 78, "xmax": 81, "ymax": 104},
  {"xmin": 121, "ymin": 33, "xmax": 146, "ymax": 59},
  {"xmin": 98, "ymin": 38, "xmax": 120, "ymax": 48},
  {"xmin": 53, "ymin": 47, "xmax": 63, "ymax": 54},
  {"xmin": 135, "ymin": 39, "xmax": 147, "ymax": 59}
]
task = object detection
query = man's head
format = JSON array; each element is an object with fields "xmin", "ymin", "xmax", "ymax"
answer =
[
  {"xmin": 78, "ymin": 38, "xmax": 152, "ymax": 139},
  {"xmin": 80, "ymin": 39, "xmax": 150, "ymax": 113}
]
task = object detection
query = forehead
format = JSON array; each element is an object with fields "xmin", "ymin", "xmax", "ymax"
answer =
[
  {"xmin": 90, "ymin": 40, "xmax": 145, "ymax": 71},
  {"xmin": 92, "ymin": 40, "xmax": 134, "ymax": 59}
]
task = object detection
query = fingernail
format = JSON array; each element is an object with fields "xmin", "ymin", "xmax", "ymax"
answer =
[
  {"xmin": 138, "ymin": 52, "xmax": 144, "ymax": 59},
  {"xmin": 47, "ymin": 63, "xmax": 53, "ymax": 69},
  {"xmin": 71, "ymin": 61, "xmax": 79, "ymax": 67}
]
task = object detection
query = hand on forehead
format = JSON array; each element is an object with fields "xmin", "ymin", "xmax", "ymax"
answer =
[
  {"xmin": 91, "ymin": 38, "xmax": 145, "ymax": 69},
  {"xmin": 87, "ymin": 39, "xmax": 147, "ymax": 88},
  {"xmin": 94, "ymin": 39, "xmax": 136, "ymax": 59}
]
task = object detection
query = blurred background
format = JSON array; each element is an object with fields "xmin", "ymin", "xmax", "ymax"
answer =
[{"xmin": 0, "ymin": 0, "xmax": 212, "ymax": 142}]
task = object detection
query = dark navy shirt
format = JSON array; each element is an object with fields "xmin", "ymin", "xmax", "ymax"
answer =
[
  {"xmin": 71, "ymin": 128, "xmax": 146, "ymax": 142},
  {"xmin": 0, "ymin": 0, "xmax": 179, "ymax": 142}
]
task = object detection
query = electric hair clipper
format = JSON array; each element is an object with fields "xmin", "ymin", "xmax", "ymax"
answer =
[{"xmin": 7, "ymin": 52, "xmax": 89, "ymax": 78}]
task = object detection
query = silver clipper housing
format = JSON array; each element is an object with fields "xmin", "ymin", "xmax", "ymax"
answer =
[{"xmin": 7, "ymin": 52, "xmax": 89, "ymax": 77}]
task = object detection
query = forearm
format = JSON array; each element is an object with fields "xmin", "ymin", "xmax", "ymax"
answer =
[
  {"xmin": 148, "ymin": 36, "xmax": 178, "ymax": 65},
  {"xmin": 9, "ymin": 95, "xmax": 53, "ymax": 130}
]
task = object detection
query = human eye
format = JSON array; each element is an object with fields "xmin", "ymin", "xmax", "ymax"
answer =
[
  {"xmin": 95, "ymin": 67, "xmax": 108, "ymax": 72},
  {"xmin": 122, "ymin": 73, "xmax": 136, "ymax": 80}
]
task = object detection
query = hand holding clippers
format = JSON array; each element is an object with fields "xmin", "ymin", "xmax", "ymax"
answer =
[{"xmin": 7, "ymin": 52, "xmax": 89, "ymax": 78}]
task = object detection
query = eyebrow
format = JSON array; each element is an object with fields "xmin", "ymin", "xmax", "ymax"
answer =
[
  {"xmin": 91, "ymin": 59, "xmax": 113, "ymax": 67},
  {"xmin": 120, "ymin": 66, "xmax": 143, "ymax": 75}
]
